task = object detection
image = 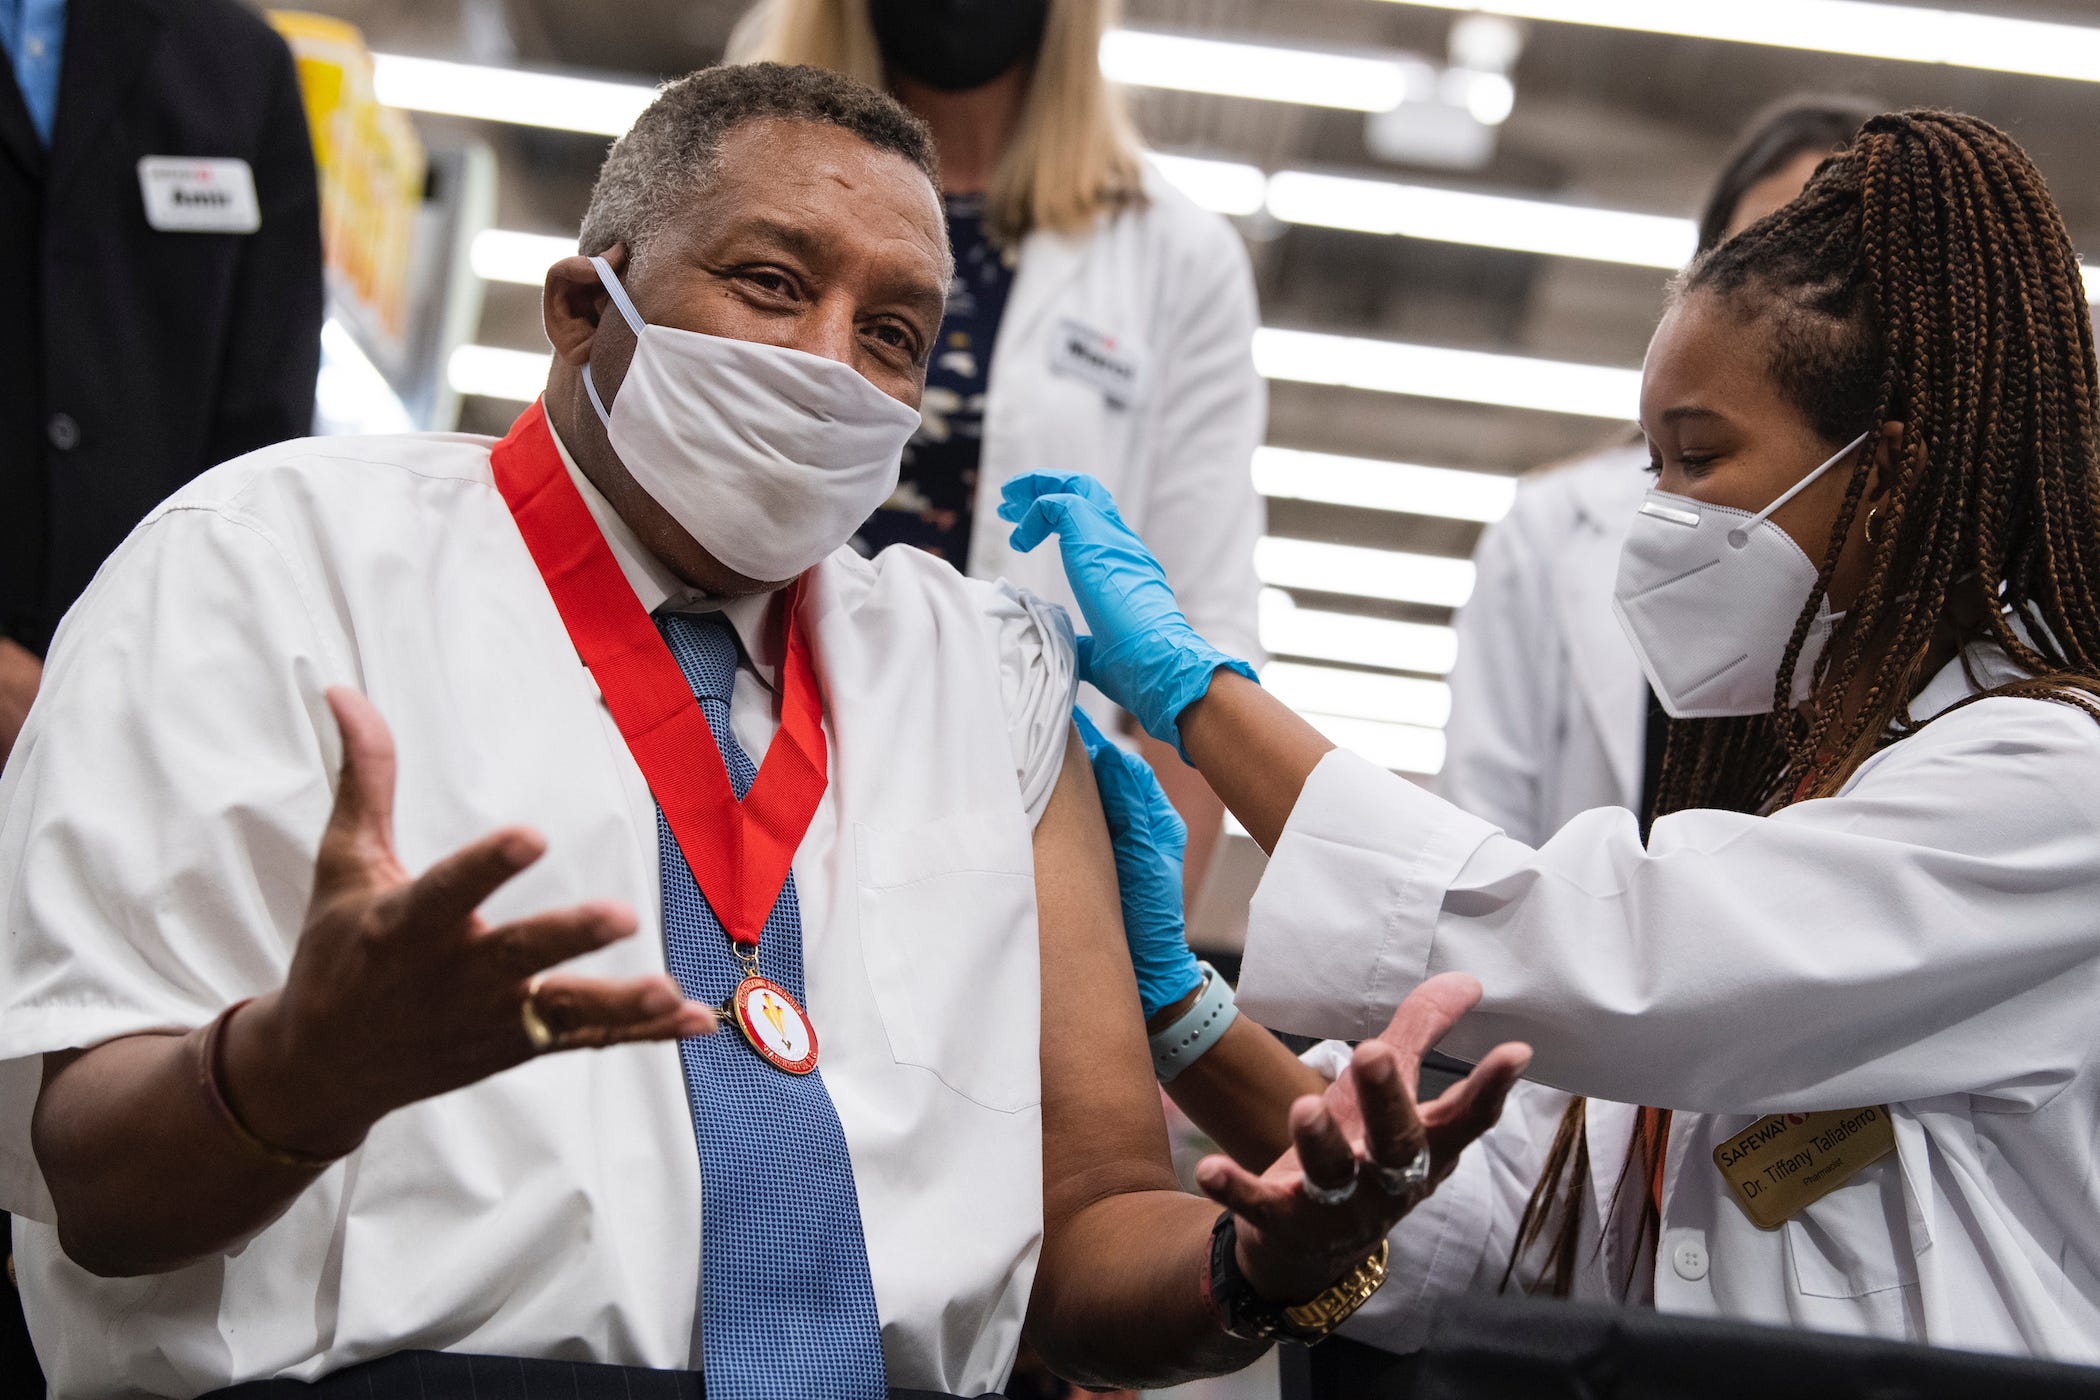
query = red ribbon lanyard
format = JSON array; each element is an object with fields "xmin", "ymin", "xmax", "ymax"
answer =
[{"xmin": 490, "ymin": 399, "xmax": 828, "ymax": 948}]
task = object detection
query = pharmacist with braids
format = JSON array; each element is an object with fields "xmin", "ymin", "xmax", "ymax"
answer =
[{"xmin": 1021, "ymin": 110, "xmax": 2100, "ymax": 1359}]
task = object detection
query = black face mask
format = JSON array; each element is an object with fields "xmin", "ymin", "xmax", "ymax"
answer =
[{"xmin": 868, "ymin": 0, "xmax": 1051, "ymax": 93}]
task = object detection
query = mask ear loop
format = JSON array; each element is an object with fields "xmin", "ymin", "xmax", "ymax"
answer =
[
  {"xmin": 582, "ymin": 254, "xmax": 650, "ymax": 427},
  {"xmin": 1725, "ymin": 429, "xmax": 1876, "ymax": 549}
]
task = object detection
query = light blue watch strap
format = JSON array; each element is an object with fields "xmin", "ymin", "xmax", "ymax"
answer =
[{"xmin": 1150, "ymin": 961, "xmax": 1239, "ymax": 1082}]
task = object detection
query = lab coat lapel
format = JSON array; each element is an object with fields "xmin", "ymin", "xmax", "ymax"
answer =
[
  {"xmin": 1582, "ymin": 1098, "xmax": 1644, "ymax": 1293},
  {"xmin": 1551, "ymin": 452, "xmax": 1649, "ymax": 806},
  {"xmin": 47, "ymin": 0, "xmax": 165, "ymax": 209},
  {"xmin": 996, "ymin": 223, "xmax": 1090, "ymax": 366},
  {"xmin": 0, "ymin": 53, "xmax": 42, "ymax": 181}
]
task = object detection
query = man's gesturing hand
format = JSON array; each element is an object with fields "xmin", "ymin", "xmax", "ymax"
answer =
[
  {"xmin": 1193, "ymin": 973, "xmax": 1530, "ymax": 1306},
  {"xmin": 222, "ymin": 687, "xmax": 716, "ymax": 1159}
]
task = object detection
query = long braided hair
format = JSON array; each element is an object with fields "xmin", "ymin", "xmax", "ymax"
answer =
[{"xmin": 1504, "ymin": 109, "xmax": 2100, "ymax": 1298}]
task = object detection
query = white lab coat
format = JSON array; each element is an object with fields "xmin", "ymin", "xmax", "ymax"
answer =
[
  {"xmin": 1423, "ymin": 441, "xmax": 1658, "ymax": 1329},
  {"xmin": 963, "ymin": 163, "xmax": 1268, "ymax": 718},
  {"xmin": 1438, "ymin": 443, "xmax": 1651, "ymax": 843},
  {"xmin": 1242, "ymin": 642, "xmax": 2100, "ymax": 1361}
]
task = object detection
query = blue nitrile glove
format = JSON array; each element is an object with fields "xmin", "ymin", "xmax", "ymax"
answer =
[
  {"xmin": 1000, "ymin": 471, "xmax": 1257, "ymax": 758},
  {"xmin": 1072, "ymin": 708, "xmax": 1205, "ymax": 1019}
]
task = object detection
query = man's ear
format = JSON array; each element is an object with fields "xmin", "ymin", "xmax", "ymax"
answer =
[{"xmin": 543, "ymin": 244, "xmax": 628, "ymax": 367}]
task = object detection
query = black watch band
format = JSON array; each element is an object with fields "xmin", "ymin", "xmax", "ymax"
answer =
[{"xmin": 1204, "ymin": 1211, "xmax": 1391, "ymax": 1346}]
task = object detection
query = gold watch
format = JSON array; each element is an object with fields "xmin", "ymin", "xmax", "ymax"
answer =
[{"xmin": 1206, "ymin": 1212, "xmax": 1391, "ymax": 1345}]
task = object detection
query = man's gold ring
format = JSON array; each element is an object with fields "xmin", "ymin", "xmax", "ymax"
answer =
[{"xmin": 520, "ymin": 974, "xmax": 556, "ymax": 1053}]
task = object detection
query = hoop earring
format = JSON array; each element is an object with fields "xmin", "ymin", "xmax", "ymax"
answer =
[{"xmin": 1864, "ymin": 506, "xmax": 1882, "ymax": 543}]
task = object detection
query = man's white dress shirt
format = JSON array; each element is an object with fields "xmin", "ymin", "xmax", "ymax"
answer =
[
  {"xmin": 1244, "ymin": 644, "xmax": 2100, "ymax": 1361},
  {"xmin": 0, "ymin": 424, "xmax": 1076, "ymax": 1398}
]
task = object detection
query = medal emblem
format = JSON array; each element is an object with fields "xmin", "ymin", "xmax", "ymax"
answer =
[{"xmin": 730, "ymin": 975, "xmax": 819, "ymax": 1075}]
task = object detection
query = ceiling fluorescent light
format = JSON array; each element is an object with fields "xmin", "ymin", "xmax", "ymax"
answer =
[
  {"xmin": 1256, "ymin": 537, "xmax": 1475, "ymax": 609},
  {"xmin": 1264, "ymin": 661, "xmax": 1452, "ymax": 728},
  {"xmin": 1268, "ymin": 169, "xmax": 1694, "ymax": 269},
  {"xmin": 447, "ymin": 325, "xmax": 1637, "ymax": 423},
  {"xmin": 1380, "ymin": 2, "xmax": 2100, "ymax": 86},
  {"xmin": 447, "ymin": 325, "xmax": 1633, "ymax": 424},
  {"xmin": 1150, "ymin": 153, "xmax": 1268, "ymax": 218},
  {"xmin": 1304, "ymin": 712, "xmax": 1446, "ymax": 776},
  {"xmin": 372, "ymin": 54, "xmax": 652, "ymax": 135},
  {"xmin": 448, "ymin": 344, "xmax": 550, "ymax": 403},
  {"xmin": 1100, "ymin": 28, "xmax": 1424, "ymax": 111},
  {"xmin": 1260, "ymin": 591, "xmax": 1458, "ymax": 675},
  {"xmin": 1456, "ymin": 71, "xmax": 1516, "ymax": 126},
  {"xmin": 1256, "ymin": 327, "xmax": 1641, "ymax": 419},
  {"xmin": 383, "ymin": 37, "xmax": 1431, "ymax": 130},
  {"xmin": 479, "ymin": 211, "xmax": 2093, "ymax": 303},
  {"xmin": 1255, "ymin": 446, "xmax": 1515, "ymax": 523},
  {"xmin": 472, "ymin": 229, "xmax": 575, "ymax": 287}
]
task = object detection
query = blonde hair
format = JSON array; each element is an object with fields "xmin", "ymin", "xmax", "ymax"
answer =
[{"xmin": 727, "ymin": 0, "xmax": 1148, "ymax": 245}]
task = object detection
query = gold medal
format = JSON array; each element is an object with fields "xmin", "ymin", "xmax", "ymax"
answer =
[
  {"xmin": 729, "ymin": 974, "xmax": 819, "ymax": 1075},
  {"xmin": 1712, "ymin": 1105, "xmax": 1896, "ymax": 1229}
]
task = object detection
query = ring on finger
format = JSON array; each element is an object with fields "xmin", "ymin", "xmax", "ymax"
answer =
[
  {"xmin": 1370, "ymin": 1144, "xmax": 1431, "ymax": 1196},
  {"xmin": 520, "ymin": 974, "xmax": 556, "ymax": 1053},
  {"xmin": 1300, "ymin": 1171, "xmax": 1359, "ymax": 1208}
]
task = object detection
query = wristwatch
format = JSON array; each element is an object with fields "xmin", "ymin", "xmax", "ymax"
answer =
[{"xmin": 1204, "ymin": 1211, "xmax": 1390, "ymax": 1345}]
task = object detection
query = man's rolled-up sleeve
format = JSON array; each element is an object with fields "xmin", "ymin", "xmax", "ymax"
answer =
[
  {"xmin": 987, "ymin": 584, "xmax": 1079, "ymax": 827},
  {"xmin": 0, "ymin": 504, "xmax": 342, "ymax": 1219}
]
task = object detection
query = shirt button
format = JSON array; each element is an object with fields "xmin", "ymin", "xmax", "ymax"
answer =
[
  {"xmin": 1671, "ymin": 1237, "xmax": 1709, "ymax": 1281},
  {"xmin": 46, "ymin": 413, "xmax": 80, "ymax": 451}
]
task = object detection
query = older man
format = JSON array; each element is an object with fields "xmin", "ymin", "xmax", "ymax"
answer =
[{"xmin": 0, "ymin": 63, "xmax": 1508, "ymax": 1400}]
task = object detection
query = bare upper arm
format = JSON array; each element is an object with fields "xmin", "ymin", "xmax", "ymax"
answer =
[{"xmin": 1032, "ymin": 725, "xmax": 1180, "ymax": 1230}]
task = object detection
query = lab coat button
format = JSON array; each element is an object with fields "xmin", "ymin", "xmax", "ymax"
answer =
[
  {"xmin": 1671, "ymin": 1238, "xmax": 1709, "ymax": 1281},
  {"xmin": 46, "ymin": 413, "xmax": 79, "ymax": 451}
]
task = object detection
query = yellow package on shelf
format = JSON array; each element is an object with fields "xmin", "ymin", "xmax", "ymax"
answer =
[{"xmin": 269, "ymin": 11, "xmax": 426, "ymax": 352}]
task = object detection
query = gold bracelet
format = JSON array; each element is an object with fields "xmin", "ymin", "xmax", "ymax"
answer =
[{"xmin": 196, "ymin": 999, "xmax": 357, "ymax": 1171}]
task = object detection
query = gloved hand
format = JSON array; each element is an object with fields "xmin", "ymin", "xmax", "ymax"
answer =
[
  {"xmin": 1073, "ymin": 709, "xmax": 1204, "ymax": 1020},
  {"xmin": 1001, "ymin": 472, "xmax": 1256, "ymax": 758}
]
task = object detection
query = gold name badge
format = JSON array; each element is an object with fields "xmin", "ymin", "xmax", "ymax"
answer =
[{"xmin": 1711, "ymin": 1105, "xmax": 1896, "ymax": 1230}]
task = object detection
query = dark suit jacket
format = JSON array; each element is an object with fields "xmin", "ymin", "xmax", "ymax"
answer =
[{"xmin": 0, "ymin": 0, "xmax": 323, "ymax": 655}]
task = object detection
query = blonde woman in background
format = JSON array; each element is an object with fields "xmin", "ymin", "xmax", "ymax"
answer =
[{"xmin": 730, "ymin": 0, "xmax": 1265, "ymax": 936}]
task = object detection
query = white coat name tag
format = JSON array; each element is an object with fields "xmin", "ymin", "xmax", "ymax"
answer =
[
  {"xmin": 1050, "ymin": 319, "xmax": 1143, "ymax": 408},
  {"xmin": 138, "ymin": 157, "xmax": 261, "ymax": 233},
  {"xmin": 1712, "ymin": 1105, "xmax": 1895, "ymax": 1230}
]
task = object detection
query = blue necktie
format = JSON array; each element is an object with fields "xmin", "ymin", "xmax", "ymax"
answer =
[{"xmin": 654, "ymin": 611, "xmax": 887, "ymax": 1399}]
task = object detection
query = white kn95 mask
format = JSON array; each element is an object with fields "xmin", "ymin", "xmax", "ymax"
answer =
[
  {"xmin": 581, "ymin": 254, "xmax": 921, "ymax": 582},
  {"xmin": 1612, "ymin": 429, "xmax": 1874, "ymax": 720}
]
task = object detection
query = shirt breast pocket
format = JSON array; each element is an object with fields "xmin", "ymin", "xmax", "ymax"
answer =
[
  {"xmin": 1784, "ymin": 1155, "xmax": 1924, "ymax": 1297},
  {"xmin": 854, "ymin": 812, "xmax": 1041, "ymax": 1114}
]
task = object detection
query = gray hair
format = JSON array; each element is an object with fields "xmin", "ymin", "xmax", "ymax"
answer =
[{"xmin": 578, "ymin": 61, "xmax": 941, "ymax": 261}]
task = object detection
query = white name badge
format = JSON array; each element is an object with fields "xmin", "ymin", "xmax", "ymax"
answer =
[
  {"xmin": 137, "ymin": 157, "xmax": 261, "ymax": 233},
  {"xmin": 1049, "ymin": 318, "xmax": 1144, "ymax": 408}
]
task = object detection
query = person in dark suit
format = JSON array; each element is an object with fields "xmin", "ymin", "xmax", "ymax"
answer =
[
  {"xmin": 0, "ymin": 0, "xmax": 324, "ymax": 768},
  {"xmin": 0, "ymin": 0, "xmax": 323, "ymax": 1387}
]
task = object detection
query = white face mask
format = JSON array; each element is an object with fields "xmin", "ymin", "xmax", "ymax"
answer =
[
  {"xmin": 1612, "ymin": 429, "xmax": 1873, "ymax": 719},
  {"xmin": 581, "ymin": 255, "xmax": 921, "ymax": 582}
]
